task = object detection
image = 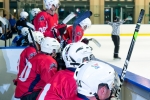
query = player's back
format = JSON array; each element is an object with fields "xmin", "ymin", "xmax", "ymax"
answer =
[
  {"xmin": 16, "ymin": 18, "xmax": 28, "ymax": 31},
  {"xmin": 15, "ymin": 53, "xmax": 57, "ymax": 98},
  {"xmin": 37, "ymin": 69, "xmax": 77, "ymax": 100},
  {"xmin": 17, "ymin": 46, "xmax": 37, "ymax": 80},
  {"xmin": 16, "ymin": 36, "xmax": 29, "ymax": 46},
  {"xmin": 64, "ymin": 25, "xmax": 83, "ymax": 43}
]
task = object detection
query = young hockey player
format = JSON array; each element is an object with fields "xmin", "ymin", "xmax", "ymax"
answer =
[
  {"xmin": 73, "ymin": 60, "xmax": 121, "ymax": 100},
  {"xmin": 37, "ymin": 42, "xmax": 93, "ymax": 100},
  {"xmin": 13, "ymin": 30, "xmax": 44, "ymax": 86},
  {"xmin": 11, "ymin": 27, "xmax": 29, "ymax": 46},
  {"xmin": 14, "ymin": 37, "xmax": 60, "ymax": 100},
  {"xmin": 63, "ymin": 18, "xmax": 91, "ymax": 45},
  {"xmin": 107, "ymin": 16, "xmax": 127, "ymax": 59},
  {"xmin": 34, "ymin": 0, "xmax": 66, "ymax": 41},
  {"xmin": 30, "ymin": 8, "xmax": 41, "ymax": 24},
  {"xmin": 16, "ymin": 10, "xmax": 29, "ymax": 34}
]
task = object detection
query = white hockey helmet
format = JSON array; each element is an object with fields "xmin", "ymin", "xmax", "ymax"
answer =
[
  {"xmin": 75, "ymin": 60, "xmax": 115, "ymax": 97},
  {"xmin": 40, "ymin": 37, "xmax": 60, "ymax": 54},
  {"xmin": 20, "ymin": 10, "xmax": 29, "ymax": 19},
  {"xmin": 62, "ymin": 42, "xmax": 93, "ymax": 69},
  {"xmin": 21, "ymin": 27, "xmax": 30, "ymax": 36},
  {"xmin": 31, "ymin": 8, "xmax": 41, "ymax": 17},
  {"xmin": 28, "ymin": 31, "xmax": 44, "ymax": 44},
  {"xmin": 43, "ymin": 0, "xmax": 60, "ymax": 10},
  {"xmin": 79, "ymin": 18, "xmax": 91, "ymax": 30}
]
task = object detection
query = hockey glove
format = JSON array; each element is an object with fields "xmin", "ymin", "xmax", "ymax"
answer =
[
  {"xmin": 110, "ymin": 72, "xmax": 121, "ymax": 100},
  {"xmin": 60, "ymin": 39, "xmax": 67, "ymax": 50},
  {"xmin": 55, "ymin": 53, "xmax": 66, "ymax": 71},
  {"xmin": 81, "ymin": 38, "xmax": 89, "ymax": 45},
  {"xmin": 13, "ymin": 79, "xmax": 17, "ymax": 86},
  {"xmin": 57, "ymin": 24, "xmax": 67, "ymax": 36}
]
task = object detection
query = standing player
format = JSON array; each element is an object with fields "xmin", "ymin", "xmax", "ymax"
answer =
[
  {"xmin": 14, "ymin": 37, "xmax": 60, "ymax": 100},
  {"xmin": 30, "ymin": 8, "xmax": 41, "ymax": 24},
  {"xmin": 16, "ymin": 10, "xmax": 29, "ymax": 34},
  {"xmin": 13, "ymin": 30, "xmax": 44, "ymax": 85},
  {"xmin": 62, "ymin": 18, "xmax": 91, "ymax": 45},
  {"xmin": 73, "ymin": 60, "xmax": 121, "ymax": 100},
  {"xmin": 37, "ymin": 42, "xmax": 93, "ymax": 100},
  {"xmin": 107, "ymin": 16, "xmax": 127, "ymax": 59},
  {"xmin": 34, "ymin": 0, "xmax": 66, "ymax": 41}
]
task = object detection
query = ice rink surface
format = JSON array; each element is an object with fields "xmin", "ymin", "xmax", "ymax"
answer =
[{"xmin": 85, "ymin": 36, "xmax": 150, "ymax": 80}]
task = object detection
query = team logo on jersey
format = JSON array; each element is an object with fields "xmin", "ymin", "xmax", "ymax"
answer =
[
  {"xmin": 50, "ymin": 63, "xmax": 56, "ymax": 70},
  {"xmin": 39, "ymin": 16, "xmax": 45, "ymax": 21},
  {"xmin": 28, "ymin": 52, "xmax": 37, "ymax": 60},
  {"xmin": 77, "ymin": 32, "xmax": 81, "ymax": 36},
  {"xmin": 91, "ymin": 63, "xmax": 100, "ymax": 69}
]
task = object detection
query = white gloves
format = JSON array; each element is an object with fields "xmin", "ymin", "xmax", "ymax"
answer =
[
  {"xmin": 110, "ymin": 72, "xmax": 121, "ymax": 100},
  {"xmin": 114, "ymin": 71, "xmax": 121, "ymax": 88}
]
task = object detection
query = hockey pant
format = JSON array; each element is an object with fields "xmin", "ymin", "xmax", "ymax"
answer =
[
  {"xmin": 20, "ymin": 90, "xmax": 40, "ymax": 100},
  {"xmin": 111, "ymin": 35, "xmax": 120, "ymax": 58}
]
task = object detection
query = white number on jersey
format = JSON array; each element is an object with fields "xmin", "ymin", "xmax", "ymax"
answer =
[{"xmin": 19, "ymin": 61, "xmax": 32, "ymax": 82}]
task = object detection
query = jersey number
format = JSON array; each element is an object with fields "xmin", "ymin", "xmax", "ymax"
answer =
[{"xmin": 19, "ymin": 62, "xmax": 32, "ymax": 82}]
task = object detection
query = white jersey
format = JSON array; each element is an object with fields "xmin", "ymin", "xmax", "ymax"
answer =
[{"xmin": 108, "ymin": 20, "xmax": 125, "ymax": 36}]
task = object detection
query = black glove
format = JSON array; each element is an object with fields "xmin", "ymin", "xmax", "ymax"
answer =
[
  {"xmin": 81, "ymin": 38, "xmax": 89, "ymax": 45},
  {"xmin": 13, "ymin": 79, "xmax": 17, "ymax": 86},
  {"xmin": 60, "ymin": 40, "xmax": 67, "ymax": 50},
  {"xmin": 55, "ymin": 53, "xmax": 66, "ymax": 71},
  {"xmin": 57, "ymin": 24, "xmax": 67, "ymax": 36}
]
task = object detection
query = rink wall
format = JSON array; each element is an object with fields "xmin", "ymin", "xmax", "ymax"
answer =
[
  {"xmin": 0, "ymin": 47, "xmax": 150, "ymax": 100},
  {"xmin": 83, "ymin": 24, "xmax": 150, "ymax": 36},
  {"xmin": 1, "ymin": 24, "xmax": 150, "ymax": 47}
]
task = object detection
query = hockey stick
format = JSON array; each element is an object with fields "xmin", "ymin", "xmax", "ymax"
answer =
[
  {"xmin": 61, "ymin": 12, "xmax": 76, "ymax": 24},
  {"xmin": 89, "ymin": 38, "xmax": 101, "ymax": 47},
  {"xmin": 72, "ymin": 11, "xmax": 92, "ymax": 43},
  {"xmin": 27, "ymin": 27, "xmax": 38, "ymax": 53},
  {"xmin": 115, "ymin": 9, "xmax": 145, "ymax": 98},
  {"xmin": 59, "ymin": 12, "xmax": 76, "ymax": 50},
  {"xmin": 26, "ymin": 22, "xmax": 35, "ymax": 31},
  {"xmin": 26, "ymin": 22, "xmax": 38, "ymax": 53}
]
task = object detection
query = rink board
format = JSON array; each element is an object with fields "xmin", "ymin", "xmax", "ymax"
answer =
[{"xmin": 0, "ymin": 47, "xmax": 149, "ymax": 100}]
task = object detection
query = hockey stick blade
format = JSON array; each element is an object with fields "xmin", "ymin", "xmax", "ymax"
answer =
[
  {"xmin": 89, "ymin": 38, "xmax": 101, "ymax": 47},
  {"xmin": 26, "ymin": 22, "xmax": 35, "ymax": 31},
  {"xmin": 115, "ymin": 9, "xmax": 145, "ymax": 98},
  {"xmin": 62, "ymin": 12, "xmax": 76, "ymax": 24},
  {"xmin": 0, "ymin": 16, "xmax": 7, "ymax": 25},
  {"xmin": 72, "ymin": 11, "xmax": 92, "ymax": 42}
]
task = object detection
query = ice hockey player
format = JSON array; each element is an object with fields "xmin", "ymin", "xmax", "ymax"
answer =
[
  {"xmin": 34, "ymin": 0, "xmax": 67, "ymax": 41},
  {"xmin": 16, "ymin": 10, "xmax": 29, "ymax": 34},
  {"xmin": 36, "ymin": 42, "xmax": 94, "ymax": 100},
  {"xmin": 62, "ymin": 18, "xmax": 91, "ymax": 47},
  {"xmin": 11, "ymin": 27, "xmax": 29, "ymax": 46},
  {"xmin": 73, "ymin": 60, "xmax": 121, "ymax": 100},
  {"xmin": 14, "ymin": 37, "xmax": 60, "ymax": 100},
  {"xmin": 30, "ymin": 8, "xmax": 41, "ymax": 24},
  {"xmin": 13, "ymin": 30, "xmax": 44, "ymax": 86}
]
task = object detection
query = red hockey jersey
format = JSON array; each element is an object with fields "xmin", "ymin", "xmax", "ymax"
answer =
[
  {"xmin": 63, "ymin": 25, "xmax": 84, "ymax": 44},
  {"xmin": 37, "ymin": 69, "xmax": 77, "ymax": 100},
  {"xmin": 34, "ymin": 11, "xmax": 58, "ymax": 38},
  {"xmin": 15, "ymin": 53, "xmax": 57, "ymax": 98},
  {"xmin": 17, "ymin": 46, "xmax": 37, "ymax": 81}
]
